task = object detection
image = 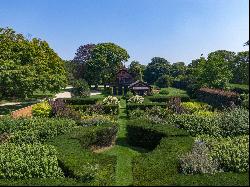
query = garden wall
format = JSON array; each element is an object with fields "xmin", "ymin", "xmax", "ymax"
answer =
[{"xmin": 11, "ymin": 104, "xmax": 34, "ymax": 118}]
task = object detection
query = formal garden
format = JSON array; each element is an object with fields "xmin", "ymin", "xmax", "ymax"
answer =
[{"xmin": 0, "ymin": 27, "xmax": 249, "ymax": 186}]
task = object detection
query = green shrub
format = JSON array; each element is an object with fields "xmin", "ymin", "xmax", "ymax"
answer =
[
  {"xmin": 159, "ymin": 89, "xmax": 169, "ymax": 95},
  {"xmin": 0, "ymin": 143, "xmax": 63, "ymax": 179},
  {"xmin": 63, "ymin": 98, "xmax": 98, "ymax": 105},
  {"xmin": 32, "ymin": 101, "xmax": 52, "ymax": 117},
  {"xmin": 71, "ymin": 79, "xmax": 90, "ymax": 97},
  {"xmin": 196, "ymin": 135, "xmax": 249, "ymax": 173},
  {"xmin": 0, "ymin": 117, "xmax": 76, "ymax": 144},
  {"xmin": 181, "ymin": 101, "xmax": 212, "ymax": 113},
  {"xmin": 70, "ymin": 123, "xmax": 118, "ymax": 149},
  {"xmin": 174, "ymin": 107, "xmax": 249, "ymax": 137}
]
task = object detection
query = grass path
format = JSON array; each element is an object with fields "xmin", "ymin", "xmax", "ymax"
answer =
[{"xmin": 102, "ymin": 99, "xmax": 146, "ymax": 186}]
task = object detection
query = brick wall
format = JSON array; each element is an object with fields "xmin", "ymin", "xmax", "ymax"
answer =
[{"xmin": 11, "ymin": 104, "xmax": 35, "ymax": 118}]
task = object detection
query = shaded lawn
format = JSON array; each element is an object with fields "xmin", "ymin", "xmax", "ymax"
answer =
[{"xmin": 0, "ymin": 101, "xmax": 38, "ymax": 115}]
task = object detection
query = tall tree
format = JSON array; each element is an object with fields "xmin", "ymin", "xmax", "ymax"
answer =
[
  {"xmin": 195, "ymin": 52, "xmax": 233, "ymax": 88},
  {"xmin": 128, "ymin": 61, "xmax": 145, "ymax": 81},
  {"xmin": 84, "ymin": 43, "xmax": 130, "ymax": 87},
  {"xmin": 0, "ymin": 27, "xmax": 67, "ymax": 98},
  {"xmin": 144, "ymin": 57, "xmax": 171, "ymax": 84},
  {"xmin": 70, "ymin": 44, "xmax": 96, "ymax": 80},
  {"xmin": 170, "ymin": 62, "xmax": 187, "ymax": 78},
  {"xmin": 231, "ymin": 51, "xmax": 249, "ymax": 84}
]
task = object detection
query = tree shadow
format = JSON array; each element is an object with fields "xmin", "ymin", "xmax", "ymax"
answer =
[{"xmin": 115, "ymin": 137, "xmax": 149, "ymax": 153}]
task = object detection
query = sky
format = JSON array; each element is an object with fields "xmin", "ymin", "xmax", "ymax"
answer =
[{"xmin": 0, "ymin": 0, "xmax": 249, "ymax": 65}]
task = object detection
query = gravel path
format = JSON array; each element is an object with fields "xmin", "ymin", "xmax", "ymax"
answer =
[{"xmin": 0, "ymin": 86, "xmax": 102, "ymax": 106}]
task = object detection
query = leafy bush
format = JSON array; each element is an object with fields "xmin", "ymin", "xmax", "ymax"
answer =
[
  {"xmin": 179, "ymin": 141, "xmax": 219, "ymax": 174},
  {"xmin": 196, "ymin": 135, "xmax": 249, "ymax": 173},
  {"xmin": 174, "ymin": 107, "xmax": 249, "ymax": 137},
  {"xmin": 0, "ymin": 143, "xmax": 63, "ymax": 179},
  {"xmin": 102, "ymin": 96, "xmax": 119, "ymax": 105},
  {"xmin": 217, "ymin": 107, "xmax": 249, "ymax": 137},
  {"xmin": 71, "ymin": 79, "xmax": 90, "ymax": 97},
  {"xmin": 181, "ymin": 101, "xmax": 212, "ymax": 113},
  {"xmin": 70, "ymin": 124, "xmax": 118, "ymax": 149},
  {"xmin": 240, "ymin": 94, "xmax": 249, "ymax": 109},
  {"xmin": 125, "ymin": 91, "xmax": 134, "ymax": 98},
  {"xmin": 196, "ymin": 87, "xmax": 241, "ymax": 108},
  {"xmin": 0, "ymin": 117, "xmax": 76, "ymax": 144},
  {"xmin": 159, "ymin": 89, "xmax": 169, "ymax": 95},
  {"xmin": 128, "ymin": 95, "xmax": 144, "ymax": 103},
  {"xmin": 32, "ymin": 101, "xmax": 52, "ymax": 117},
  {"xmin": 49, "ymin": 99, "xmax": 81, "ymax": 120}
]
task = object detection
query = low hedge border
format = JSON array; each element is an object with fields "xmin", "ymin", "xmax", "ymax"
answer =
[
  {"xmin": 126, "ymin": 119, "xmax": 189, "ymax": 150},
  {"xmin": 45, "ymin": 123, "xmax": 118, "ymax": 185},
  {"xmin": 70, "ymin": 104, "xmax": 119, "ymax": 115},
  {"xmin": 127, "ymin": 119, "xmax": 249, "ymax": 186}
]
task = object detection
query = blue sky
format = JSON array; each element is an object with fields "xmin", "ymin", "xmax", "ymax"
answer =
[{"xmin": 0, "ymin": 0, "xmax": 249, "ymax": 65}]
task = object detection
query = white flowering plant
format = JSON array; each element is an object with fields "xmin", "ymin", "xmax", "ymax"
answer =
[
  {"xmin": 102, "ymin": 96, "xmax": 120, "ymax": 105},
  {"xmin": 128, "ymin": 95, "xmax": 144, "ymax": 104}
]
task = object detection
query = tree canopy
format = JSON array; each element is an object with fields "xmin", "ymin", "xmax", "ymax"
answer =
[
  {"xmin": 0, "ymin": 27, "xmax": 67, "ymax": 98},
  {"xmin": 144, "ymin": 57, "xmax": 171, "ymax": 84}
]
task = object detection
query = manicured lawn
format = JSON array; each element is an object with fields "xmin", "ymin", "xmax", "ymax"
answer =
[
  {"xmin": 159, "ymin": 87, "xmax": 188, "ymax": 97},
  {"xmin": 102, "ymin": 99, "xmax": 147, "ymax": 186}
]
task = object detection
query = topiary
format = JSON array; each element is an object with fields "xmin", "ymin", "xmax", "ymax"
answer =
[{"xmin": 71, "ymin": 79, "xmax": 90, "ymax": 97}]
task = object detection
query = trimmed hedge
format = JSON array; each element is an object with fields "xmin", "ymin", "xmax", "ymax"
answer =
[
  {"xmin": 132, "ymin": 137, "xmax": 249, "ymax": 186},
  {"xmin": 196, "ymin": 87, "xmax": 241, "ymax": 108},
  {"xmin": 46, "ymin": 124, "xmax": 117, "ymax": 185},
  {"xmin": 126, "ymin": 119, "xmax": 189, "ymax": 150},
  {"xmin": 71, "ymin": 104, "xmax": 119, "ymax": 115},
  {"xmin": 147, "ymin": 95, "xmax": 190, "ymax": 102},
  {"xmin": 62, "ymin": 98, "xmax": 98, "ymax": 105},
  {"xmin": 70, "ymin": 123, "xmax": 118, "ymax": 148},
  {"xmin": 128, "ymin": 119, "xmax": 249, "ymax": 186}
]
